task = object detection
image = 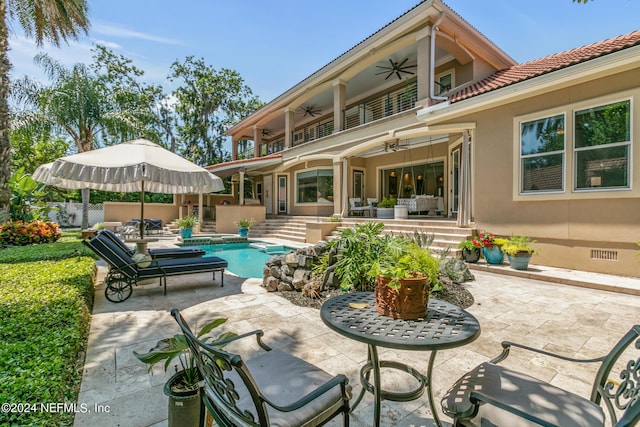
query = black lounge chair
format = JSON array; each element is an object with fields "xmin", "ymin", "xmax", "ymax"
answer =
[
  {"xmin": 99, "ymin": 229, "xmax": 206, "ymax": 260},
  {"xmin": 84, "ymin": 233, "xmax": 227, "ymax": 303},
  {"xmin": 171, "ymin": 309, "xmax": 351, "ymax": 427},
  {"xmin": 441, "ymin": 324, "xmax": 640, "ymax": 427}
]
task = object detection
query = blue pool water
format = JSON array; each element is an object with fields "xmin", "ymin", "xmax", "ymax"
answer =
[{"xmin": 200, "ymin": 243, "xmax": 294, "ymax": 278}]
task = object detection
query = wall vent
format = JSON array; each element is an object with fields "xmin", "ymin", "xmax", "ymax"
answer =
[{"xmin": 590, "ymin": 249, "xmax": 618, "ymax": 261}]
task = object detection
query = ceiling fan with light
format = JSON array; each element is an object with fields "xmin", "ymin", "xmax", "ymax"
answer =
[{"xmin": 375, "ymin": 58, "xmax": 416, "ymax": 80}]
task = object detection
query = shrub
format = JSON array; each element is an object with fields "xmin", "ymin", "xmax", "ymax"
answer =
[
  {"xmin": 0, "ymin": 220, "xmax": 62, "ymax": 246},
  {"xmin": 0, "ymin": 233, "xmax": 95, "ymax": 426}
]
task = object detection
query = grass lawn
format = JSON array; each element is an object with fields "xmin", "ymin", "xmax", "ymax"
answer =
[{"xmin": 0, "ymin": 231, "xmax": 96, "ymax": 427}]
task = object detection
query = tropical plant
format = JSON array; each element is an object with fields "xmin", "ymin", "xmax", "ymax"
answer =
[
  {"xmin": 11, "ymin": 52, "xmax": 145, "ymax": 229},
  {"xmin": 501, "ymin": 235, "xmax": 537, "ymax": 256},
  {"xmin": 368, "ymin": 240, "xmax": 440, "ymax": 291},
  {"xmin": 378, "ymin": 196, "xmax": 396, "ymax": 208},
  {"xmin": 235, "ymin": 218, "xmax": 255, "ymax": 228},
  {"xmin": 176, "ymin": 214, "xmax": 198, "ymax": 230},
  {"xmin": 1, "ymin": 0, "xmax": 89, "ymax": 223},
  {"xmin": 327, "ymin": 222, "xmax": 387, "ymax": 291},
  {"xmin": 134, "ymin": 317, "xmax": 236, "ymax": 391},
  {"xmin": 8, "ymin": 168, "xmax": 50, "ymax": 221}
]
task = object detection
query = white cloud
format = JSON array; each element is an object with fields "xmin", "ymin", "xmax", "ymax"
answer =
[
  {"xmin": 93, "ymin": 39, "xmax": 122, "ymax": 50},
  {"xmin": 93, "ymin": 22, "xmax": 184, "ymax": 46}
]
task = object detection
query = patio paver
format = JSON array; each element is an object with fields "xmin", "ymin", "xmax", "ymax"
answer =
[{"xmin": 74, "ymin": 254, "xmax": 640, "ymax": 427}]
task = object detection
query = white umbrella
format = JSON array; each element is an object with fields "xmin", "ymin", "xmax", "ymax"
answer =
[{"xmin": 33, "ymin": 138, "xmax": 224, "ymax": 237}]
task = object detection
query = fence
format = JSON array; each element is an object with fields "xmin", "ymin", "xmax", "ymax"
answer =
[{"xmin": 47, "ymin": 202, "xmax": 104, "ymax": 227}]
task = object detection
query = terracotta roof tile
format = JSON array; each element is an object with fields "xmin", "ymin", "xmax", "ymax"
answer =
[{"xmin": 449, "ymin": 31, "xmax": 640, "ymax": 103}]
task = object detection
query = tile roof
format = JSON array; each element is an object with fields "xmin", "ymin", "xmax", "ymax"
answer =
[{"xmin": 449, "ymin": 31, "xmax": 640, "ymax": 103}]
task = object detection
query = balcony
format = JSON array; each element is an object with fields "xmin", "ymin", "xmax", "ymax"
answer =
[{"xmin": 344, "ymin": 82, "xmax": 417, "ymax": 130}]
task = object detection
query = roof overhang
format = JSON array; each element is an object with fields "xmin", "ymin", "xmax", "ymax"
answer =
[
  {"xmin": 417, "ymin": 45, "xmax": 640, "ymax": 125},
  {"xmin": 205, "ymin": 154, "xmax": 282, "ymax": 178}
]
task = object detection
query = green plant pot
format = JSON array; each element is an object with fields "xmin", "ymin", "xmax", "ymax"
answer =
[
  {"xmin": 508, "ymin": 254, "xmax": 531, "ymax": 270},
  {"xmin": 180, "ymin": 228, "xmax": 193, "ymax": 239},
  {"xmin": 164, "ymin": 370, "xmax": 202, "ymax": 427},
  {"xmin": 237, "ymin": 227, "xmax": 249, "ymax": 237}
]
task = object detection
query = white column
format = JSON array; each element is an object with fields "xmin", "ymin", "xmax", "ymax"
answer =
[
  {"xmin": 416, "ymin": 27, "xmax": 431, "ymax": 104},
  {"xmin": 457, "ymin": 130, "xmax": 472, "ymax": 227},
  {"xmin": 239, "ymin": 170, "xmax": 245, "ymax": 206},
  {"xmin": 197, "ymin": 192, "xmax": 203, "ymax": 232},
  {"xmin": 333, "ymin": 160, "xmax": 342, "ymax": 216},
  {"xmin": 253, "ymin": 126, "xmax": 262, "ymax": 158},
  {"xmin": 333, "ymin": 79, "xmax": 346, "ymax": 132},
  {"xmin": 284, "ymin": 108, "xmax": 295, "ymax": 149}
]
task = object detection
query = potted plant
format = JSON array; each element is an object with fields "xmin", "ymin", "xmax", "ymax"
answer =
[
  {"xmin": 458, "ymin": 239, "xmax": 482, "ymax": 263},
  {"xmin": 502, "ymin": 235, "xmax": 536, "ymax": 270},
  {"xmin": 134, "ymin": 317, "xmax": 236, "ymax": 427},
  {"xmin": 235, "ymin": 218, "xmax": 255, "ymax": 237},
  {"xmin": 176, "ymin": 215, "xmax": 198, "ymax": 239},
  {"xmin": 368, "ymin": 238, "xmax": 440, "ymax": 320},
  {"xmin": 376, "ymin": 196, "xmax": 396, "ymax": 219},
  {"xmin": 476, "ymin": 230, "xmax": 507, "ymax": 265}
]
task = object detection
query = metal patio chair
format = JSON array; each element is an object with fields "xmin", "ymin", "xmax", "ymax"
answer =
[
  {"xmin": 441, "ymin": 324, "xmax": 640, "ymax": 427},
  {"xmin": 171, "ymin": 308, "xmax": 351, "ymax": 427}
]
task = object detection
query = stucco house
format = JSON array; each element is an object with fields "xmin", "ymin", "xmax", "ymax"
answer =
[{"xmin": 207, "ymin": 0, "xmax": 640, "ymax": 277}]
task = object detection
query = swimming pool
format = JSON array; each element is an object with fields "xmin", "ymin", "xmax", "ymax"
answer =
[{"xmin": 200, "ymin": 242, "xmax": 295, "ymax": 278}]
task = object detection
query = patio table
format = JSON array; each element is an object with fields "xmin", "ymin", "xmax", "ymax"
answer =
[{"xmin": 320, "ymin": 292, "xmax": 480, "ymax": 427}]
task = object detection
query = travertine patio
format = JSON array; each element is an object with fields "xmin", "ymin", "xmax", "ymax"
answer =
[{"xmin": 74, "ymin": 255, "xmax": 640, "ymax": 427}]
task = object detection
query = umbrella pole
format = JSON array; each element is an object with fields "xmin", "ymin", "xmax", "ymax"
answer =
[{"xmin": 140, "ymin": 181, "xmax": 145, "ymax": 238}]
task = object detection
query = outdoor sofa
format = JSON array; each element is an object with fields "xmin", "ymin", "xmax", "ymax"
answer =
[{"xmin": 84, "ymin": 232, "xmax": 227, "ymax": 303}]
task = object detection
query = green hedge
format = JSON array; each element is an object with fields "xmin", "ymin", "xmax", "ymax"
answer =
[{"xmin": 0, "ymin": 232, "xmax": 95, "ymax": 427}]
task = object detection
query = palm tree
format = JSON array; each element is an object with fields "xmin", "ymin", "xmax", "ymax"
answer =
[
  {"xmin": 0, "ymin": 0, "xmax": 89, "ymax": 220},
  {"xmin": 13, "ymin": 53, "xmax": 142, "ymax": 229}
]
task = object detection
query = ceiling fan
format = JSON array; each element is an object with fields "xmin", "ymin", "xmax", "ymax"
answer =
[
  {"xmin": 298, "ymin": 105, "xmax": 322, "ymax": 117},
  {"xmin": 375, "ymin": 58, "xmax": 416, "ymax": 80}
]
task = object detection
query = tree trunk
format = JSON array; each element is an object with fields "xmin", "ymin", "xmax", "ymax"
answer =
[
  {"xmin": 0, "ymin": 3, "xmax": 12, "ymax": 220},
  {"xmin": 81, "ymin": 188, "xmax": 89, "ymax": 229}
]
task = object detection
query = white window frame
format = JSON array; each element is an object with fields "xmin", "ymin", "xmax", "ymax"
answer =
[
  {"xmin": 435, "ymin": 69, "xmax": 455, "ymax": 95},
  {"xmin": 513, "ymin": 90, "xmax": 635, "ymax": 201},
  {"xmin": 572, "ymin": 99, "xmax": 632, "ymax": 192},
  {"xmin": 518, "ymin": 112, "xmax": 567, "ymax": 195}
]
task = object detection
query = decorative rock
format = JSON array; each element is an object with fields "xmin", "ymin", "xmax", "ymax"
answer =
[
  {"xmin": 264, "ymin": 276, "xmax": 279, "ymax": 292},
  {"xmin": 277, "ymin": 282, "xmax": 294, "ymax": 292},
  {"xmin": 284, "ymin": 253, "xmax": 298, "ymax": 267},
  {"xmin": 292, "ymin": 269, "xmax": 308, "ymax": 290},
  {"xmin": 269, "ymin": 266, "xmax": 281, "ymax": 279}
]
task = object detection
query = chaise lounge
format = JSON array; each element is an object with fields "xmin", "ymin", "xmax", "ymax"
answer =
[
  {"xmin": 84, "ymin": 232, "xmax": 227, "ymax": 303},
  {"xmin": 99, "ymin": 229, "xmax": 206, "ymax": 260}
]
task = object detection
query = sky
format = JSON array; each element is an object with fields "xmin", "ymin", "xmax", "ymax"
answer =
[{"xmin": 7, "ymin": 0, "xmax": 640, "ymax": 104}]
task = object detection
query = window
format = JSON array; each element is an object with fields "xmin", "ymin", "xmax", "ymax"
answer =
[
  {"xmin": 296, "ymin": 169, "xmax": 333, "ymax": 204},
  {"xmin": 520, "ymin": 114, "xmax": 565, "ymax": 193},
  {"xmin": 435, "ymin": 70, "xmax": 454, "ymax": 95},
  {"xmin": 574, "ymin": 100, "xmax": 630, "ymax": 190},
  {"xmin": 516, "ymin": 97, "xmax": 632, "ymax": 198}
]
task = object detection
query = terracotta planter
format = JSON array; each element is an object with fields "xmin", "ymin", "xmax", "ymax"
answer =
[{"xmin": 375, "ymin": 275, "xmax": 429, "ymax": 320}]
